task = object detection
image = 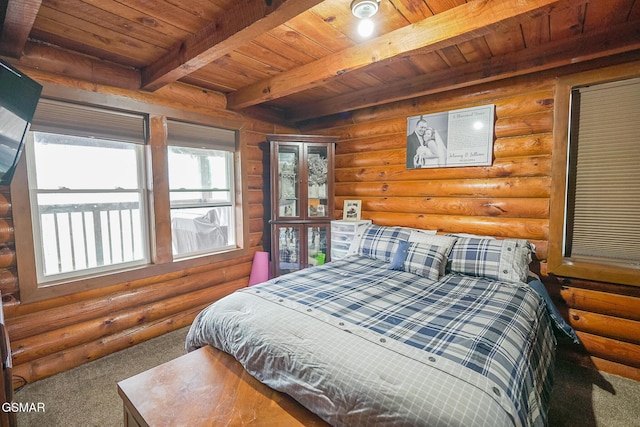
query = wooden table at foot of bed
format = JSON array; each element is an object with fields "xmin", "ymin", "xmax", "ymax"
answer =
[{"xmin": 117, "ymin": 345, "xmax": 329, "ymax": 427}]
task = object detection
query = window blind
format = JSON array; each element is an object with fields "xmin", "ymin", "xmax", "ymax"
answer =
[
  {"xmin": 568, "ymin": 77, "xmax": 640, "ymax": 264},
  {"xmin": 166, "ymin": 119, "xmax": 236, "ymax": 151},
  {"xmin": 31, "ymin": 99, "xmax": 147, "ymax": 144}
]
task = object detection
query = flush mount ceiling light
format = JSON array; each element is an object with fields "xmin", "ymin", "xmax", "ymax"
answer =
[
  {"xmin": 351, "ymin": 0, "xmax": 379, "ymax": 19},
  {"xmin": 351, "ymin": 0, "xmax": 380, "ymax": 38}
]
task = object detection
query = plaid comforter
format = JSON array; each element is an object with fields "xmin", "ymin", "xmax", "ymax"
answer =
[{"xmin": 186, "ymin": 256, "xmax": 556, "ymax": 427}]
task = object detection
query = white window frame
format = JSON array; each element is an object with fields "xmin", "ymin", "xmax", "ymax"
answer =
[
  {"xmin": 12, "ymin": 96, "xmax": 249, "ymax": 304},
  {"xmin": 166, "ymin": 119, "xmax": 238, "ymax": 259},
  {"xmin": 25, "ymin": 100, "xmax": 150, "ymax": 284}
]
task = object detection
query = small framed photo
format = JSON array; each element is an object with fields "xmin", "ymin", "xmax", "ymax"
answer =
[{"xmin": 343, "ymin": 200, "xmax": 362, "ymax": 221}]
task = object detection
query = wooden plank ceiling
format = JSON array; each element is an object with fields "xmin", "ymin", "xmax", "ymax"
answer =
[{"xmin": 1, "ymin": 0, "xmax": 639, "ymax": 127}]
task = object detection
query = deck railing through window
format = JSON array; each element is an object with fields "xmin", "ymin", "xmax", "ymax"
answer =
[{"xmin": 38, "ymin": 202, "xmax": 143, "ymax": 275}]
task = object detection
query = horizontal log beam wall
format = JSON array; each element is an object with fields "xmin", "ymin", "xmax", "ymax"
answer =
[
  {"xmin": 317, "ymin": 75, "xmax": 554, "ymax": 261},
  {"xmin": 0, "ymin": 71, "xmax": 292, "ymax": 387},
  {"xmin": 308, "ymin": 70, "xmax": 640, "ymax": 381}
]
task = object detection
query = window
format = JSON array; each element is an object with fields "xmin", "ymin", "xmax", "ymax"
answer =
[
  {"xmin": 549, "ymin": 66, "xmax": 640, "ymax": 286},
  {"xmin": 26, "ymin": 99, "xmax": 148, "ymax": 283},
  {"xmin": 14, "ymin": 97, "xmax": 247, "ymax": 303},
  {"xmin": 166, "ymin": 120, "xmax": 237, "ymax": 258}
]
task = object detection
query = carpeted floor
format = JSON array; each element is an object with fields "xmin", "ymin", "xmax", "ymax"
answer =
[
  {"xmin": 15, "ymin": 327, "xmax": 191, "ymax": 427},
  {"xmin": 547, "ymin": 359, "xmax": 640, "ymax": 427},
  {"xmin": 14, "ymin": 326, "xmax": 640, "ymax": 427}
]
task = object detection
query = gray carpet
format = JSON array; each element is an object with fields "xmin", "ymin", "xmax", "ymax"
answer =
[
  {"xmin": 14, "ymin": 327, "xmax": 640, "ymax": 427},
  {"xmin": 547, "ymin": 359, "xmax": 640, "ymax": 427},
  {"xmin": 15, "ymin": 327, "xmax": 191, "ymax": 427}
]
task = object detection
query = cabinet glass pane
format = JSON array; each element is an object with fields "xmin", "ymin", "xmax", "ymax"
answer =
[
  {"xmin": 278, "ymin": 226, "xmax": 300, "ymax": 274},
  {"xmin": 307, "ymin": 225, "xmax": 328, "ymax": 266},
  {"xmin": 278, "ymin": 145, "xmax": 299, "ymax": 218},
  {"xmin": 307, "ymin": 145, "xmax": 329, "ymax": 218}
]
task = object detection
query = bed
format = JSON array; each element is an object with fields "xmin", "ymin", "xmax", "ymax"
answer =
[{"xmin": 186, "ymin": 225, "xmax": 577, "ymax": 427}]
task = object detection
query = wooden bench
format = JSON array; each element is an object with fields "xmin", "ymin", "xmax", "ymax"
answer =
[{"xmin": 117, "ymin": 345, "xmax": 329, "ymax": 426}]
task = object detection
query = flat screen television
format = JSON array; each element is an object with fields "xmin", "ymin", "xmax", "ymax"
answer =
[{"xmin": 0, "ymin": 59, "xmax": 42, "ymax": 186}]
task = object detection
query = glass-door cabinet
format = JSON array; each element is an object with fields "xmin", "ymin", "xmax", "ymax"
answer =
[
  {"xmin": 272, "ymin": 222, "xmax": 330, "ymax": 276},
  {"xmin": 268, "ymin": 134, "xmax": 337, "ymax": 277}
]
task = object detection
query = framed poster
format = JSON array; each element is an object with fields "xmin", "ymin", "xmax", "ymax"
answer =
[
  {"xmin": 343, "ymin": 200, "xmax": 362, "ymax": 221},
  {"xmin": 406, "ymin": 104, "xmax": 495, "ymax": 169}
]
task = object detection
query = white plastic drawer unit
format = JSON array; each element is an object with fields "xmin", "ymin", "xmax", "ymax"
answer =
[{"xmin": 330, "ymin": 220, "xmax": 372, "ymax": 260}]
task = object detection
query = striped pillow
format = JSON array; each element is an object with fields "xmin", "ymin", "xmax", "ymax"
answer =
[
  {"xmin": 357, "ymin": 225, "xmax": 411, "ymax": 262},
  {"xmin": 447, "ymin": 237, "xmax": 533, "ymax": 283},
  {"xmin": 389, "ymin": 235, "xmax": 457, "ymax": 280}
]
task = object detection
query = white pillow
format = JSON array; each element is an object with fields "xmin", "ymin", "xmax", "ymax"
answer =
[
  {"xmin": 409, "ymin": 230, "xmax": 445, "ymax": 243},
  {"xmin": 448, "ymin": 232, "xmax": 496, "ymax": 239}
]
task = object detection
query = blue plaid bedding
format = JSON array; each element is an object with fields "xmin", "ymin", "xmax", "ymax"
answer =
[{"xmin": 187, "ymin": 256, "xmax": 556, "ymax": 427}]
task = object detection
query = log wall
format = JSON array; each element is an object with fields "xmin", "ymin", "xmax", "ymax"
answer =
[
  {"xmin": 303, "ymin": 67, "xmax": 640, "ymax": 381},
  {"xmin": 0, "ymin": 69, "xmax": 293, "ymax": 388}
]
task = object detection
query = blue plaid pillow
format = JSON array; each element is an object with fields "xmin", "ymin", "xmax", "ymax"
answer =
[
  {"xmin": 447, "ymin": 237, "xmax": 533, "ymax": 283},
  {"xmin": 389, "ymin": 240, "xmax": 411, "ymax": 270},
  {"xmin": 357, "ymin": 225, "xmax": 411, "ymax": 262},
  {"xmin": 389, "ymin": 235, "xmax": 457, "ymax": 280}
]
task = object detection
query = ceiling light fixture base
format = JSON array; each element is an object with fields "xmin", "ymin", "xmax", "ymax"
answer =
[{"xmin": 350, "ymin": 0, "xmax": 380, "ymax": 19}]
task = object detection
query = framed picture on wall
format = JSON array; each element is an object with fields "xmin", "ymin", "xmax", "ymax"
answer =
[
  {"xmin": 343, "ymin": 200, "xmax": 362, "ymax": 221},
  {"xmin": 406, "ymin": 104, "xmax": 495, "ymax": 169}
]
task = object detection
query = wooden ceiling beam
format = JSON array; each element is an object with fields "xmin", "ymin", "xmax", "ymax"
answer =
[
  {"xmin": 141, "ymin": 0, "xmax": 324, "ymax": 92},
  {"xmin": 0, "ymin": 0, "xmax": 42, "ymax": 58},
  {"xmin": 288, "ymin": 20, "xmax": 640, "ymax": 123},
  {"xmin": 226, "ymin": 0, "xmax": 561, "ymax": 110}
]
